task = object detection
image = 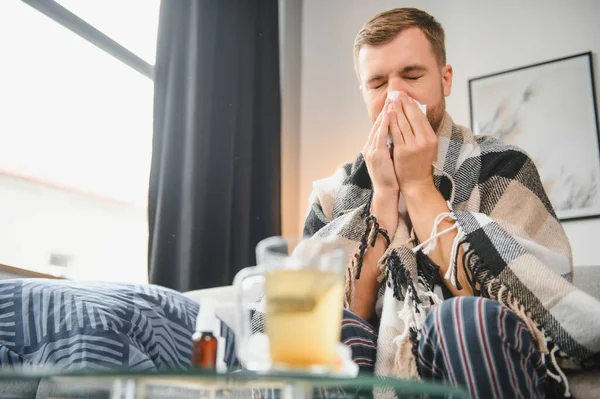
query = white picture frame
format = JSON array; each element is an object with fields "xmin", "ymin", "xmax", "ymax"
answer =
[{"xmin": 469, "ymin": 52, "xmax": 600, "ymax": 221}]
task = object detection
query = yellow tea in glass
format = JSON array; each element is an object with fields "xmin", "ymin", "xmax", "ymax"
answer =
[
  {"xmin": 233, "ymin": 237, "xmax": 345, "ymax": 371},
  {"xmin": 265, "ymin": 268, "xmax": 344, "ymax": 366}
]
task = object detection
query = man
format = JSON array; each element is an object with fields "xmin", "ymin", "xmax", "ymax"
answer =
[{"xmin": 304, "ymin": 8, "xmax": 600, "ymax": 398}]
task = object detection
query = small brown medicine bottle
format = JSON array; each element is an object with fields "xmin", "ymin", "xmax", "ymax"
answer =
[{"xmin": 192, "ymin": 299, "xmax": 218, "ymax": 369}]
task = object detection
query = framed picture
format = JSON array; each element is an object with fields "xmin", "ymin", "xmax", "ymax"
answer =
[{"xmin": 469, "ymin": 52, "xmax": 600, "ymax": 221}]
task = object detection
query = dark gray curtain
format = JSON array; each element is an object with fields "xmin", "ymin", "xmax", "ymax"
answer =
[{"xmin": 148, "ymin": 0, "xmax": 281, "ymax": 291}]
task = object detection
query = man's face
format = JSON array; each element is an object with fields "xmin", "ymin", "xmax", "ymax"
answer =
[{"xmin": 357, "ymin": 27, "xmax": 453, "ymax": 133}]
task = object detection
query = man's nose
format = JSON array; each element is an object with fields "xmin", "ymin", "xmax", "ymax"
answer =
[
  {"xmin": 387, "ymin": 88, "xmax": 409, "ymax": 96},
  {"xmin": 387, "ymin": 79, "xmax": 411, "ymax": 97}
]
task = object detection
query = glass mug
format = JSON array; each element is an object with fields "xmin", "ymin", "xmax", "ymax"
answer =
[{"xmin": 233, "ymin": 236, "xmax": 345, "ymax": 371}]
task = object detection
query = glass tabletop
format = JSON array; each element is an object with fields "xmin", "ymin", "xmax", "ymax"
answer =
[{"xmin": 0, "ymin": 367, "xmax": 468, "ymax": 398}]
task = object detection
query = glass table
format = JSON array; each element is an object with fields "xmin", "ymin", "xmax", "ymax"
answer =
[{"xmin": 0, "ymin": 367, "xmax": 468, "ymax": 398}]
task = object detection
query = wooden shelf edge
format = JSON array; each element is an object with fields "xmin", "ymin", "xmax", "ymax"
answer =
[{"xmin": 0, "ymin": 263, "xmax": 65, "ymax": 279}]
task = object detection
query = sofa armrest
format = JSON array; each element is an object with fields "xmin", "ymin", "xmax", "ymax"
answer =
[{"xmin": 184, "ymin": 286, "xmax": 236, "ymax": 329}]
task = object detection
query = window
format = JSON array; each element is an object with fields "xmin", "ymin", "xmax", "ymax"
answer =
[
  {"xmin": 54, "ymin": 0, "xmax": 160, "ymax": 63},
  {"xmin": 0, "ymin": 0, "xmax": 160, "ymax": 282}
]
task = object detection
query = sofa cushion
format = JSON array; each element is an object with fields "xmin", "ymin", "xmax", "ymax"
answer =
[{"xmin": 573, "ymin": 265, "xmax": 600, "ymax": 300}]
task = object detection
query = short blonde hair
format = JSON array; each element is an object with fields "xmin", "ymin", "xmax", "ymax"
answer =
[{"xmin": 354, "ymin": 8, "xmax": 446, "ymax": 72}]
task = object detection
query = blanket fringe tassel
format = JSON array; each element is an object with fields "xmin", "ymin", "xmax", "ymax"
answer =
[{"xmin": 393, "ymin": 326, "xmax": 421, "ymax": 379}]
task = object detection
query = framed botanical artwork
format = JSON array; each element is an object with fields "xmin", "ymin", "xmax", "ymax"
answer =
[{"xmin": 469, "ymin": 52, "xmax": 600, "ymax": 221}]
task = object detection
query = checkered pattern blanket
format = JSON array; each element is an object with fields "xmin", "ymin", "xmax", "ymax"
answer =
[{"xmin": 304, "ymin": 114, "xmax": 600, "ymax": 395}]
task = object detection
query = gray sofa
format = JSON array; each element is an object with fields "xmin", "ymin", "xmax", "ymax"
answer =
[{"xmin": 560, "ymin": 266, "xmax": 600, "ymax": 398}]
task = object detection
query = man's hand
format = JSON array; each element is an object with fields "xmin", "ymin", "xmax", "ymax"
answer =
[
  {"xmin": 363, "ymin": 97, "xmax": 400, "ymax": 196},
  {"xmin": 389, "ymin": 91, "xmax": 437, "ymax": 194},
  {"xmin": 354, "ymin": 97, "xmax": 400, "ymax": 321},
  {"xmin": 389, "ymin": 91, "xmax": 473, "ymax": 297}
]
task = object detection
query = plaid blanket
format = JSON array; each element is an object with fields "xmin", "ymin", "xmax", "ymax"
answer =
[{"xmin": 304, "ymin": 114, "xmax": 600, "ymax": 395}]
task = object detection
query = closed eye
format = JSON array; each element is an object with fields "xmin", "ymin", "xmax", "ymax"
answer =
[{"xmin": 405, "ymin": 75, "xmax": 424, "ymax": 81}]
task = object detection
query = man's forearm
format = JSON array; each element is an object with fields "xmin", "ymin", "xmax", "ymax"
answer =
[
  {"xmin": 403, "ymin": 184, "xmax": 473, "ymax": 296},
  {"xmin": 352, "ymin": 190, "xmax": 398, "ymax": 321}
]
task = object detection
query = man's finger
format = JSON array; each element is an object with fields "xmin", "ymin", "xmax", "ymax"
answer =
[
  {"xmin": 366, "ymin": 100, "xmax": 388, "ymax": 150},
  {"xmin": 375, "ymin": 103, "xmax": 391, "ymax": 149},
  {"xmin": 389, "ymin": 101, "xmax": 404, "ymax": 147},
  {"xmin": 394, "ymin": 96, "xmax": 415, "ymax": 142},
  {"xmin": 400, "ymin": 92, "xmax": 428, "ymax": 138},
  {"xmin": 366, "ymin": 116, "xmax": 382, "ymax": 150}
]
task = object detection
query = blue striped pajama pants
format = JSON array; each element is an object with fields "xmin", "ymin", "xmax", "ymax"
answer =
[
  {"xmin": 340, "ymin": 297, "xmax": 549, "ymax": 398},
  {"xmin": 417, "ymin": 296, "xmax": 548, "ymax": 398}
]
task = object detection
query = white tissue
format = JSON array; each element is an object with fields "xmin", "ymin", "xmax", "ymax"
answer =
[
  {"xmin": 386, "ymin": 91, "xmax": 427, "ymax": 147},
  {"xmin": 387, "ymin": 91, "xmax": 400, "ymax": 101}
]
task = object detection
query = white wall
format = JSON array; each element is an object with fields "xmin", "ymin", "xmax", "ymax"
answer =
[
  {"xmin": 299, "ymin": 0, "xmax": 600, "ymax": 266},
  {"xmin": 0, "ymin": 174, "xmax": 148, "ymax": 283}
]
